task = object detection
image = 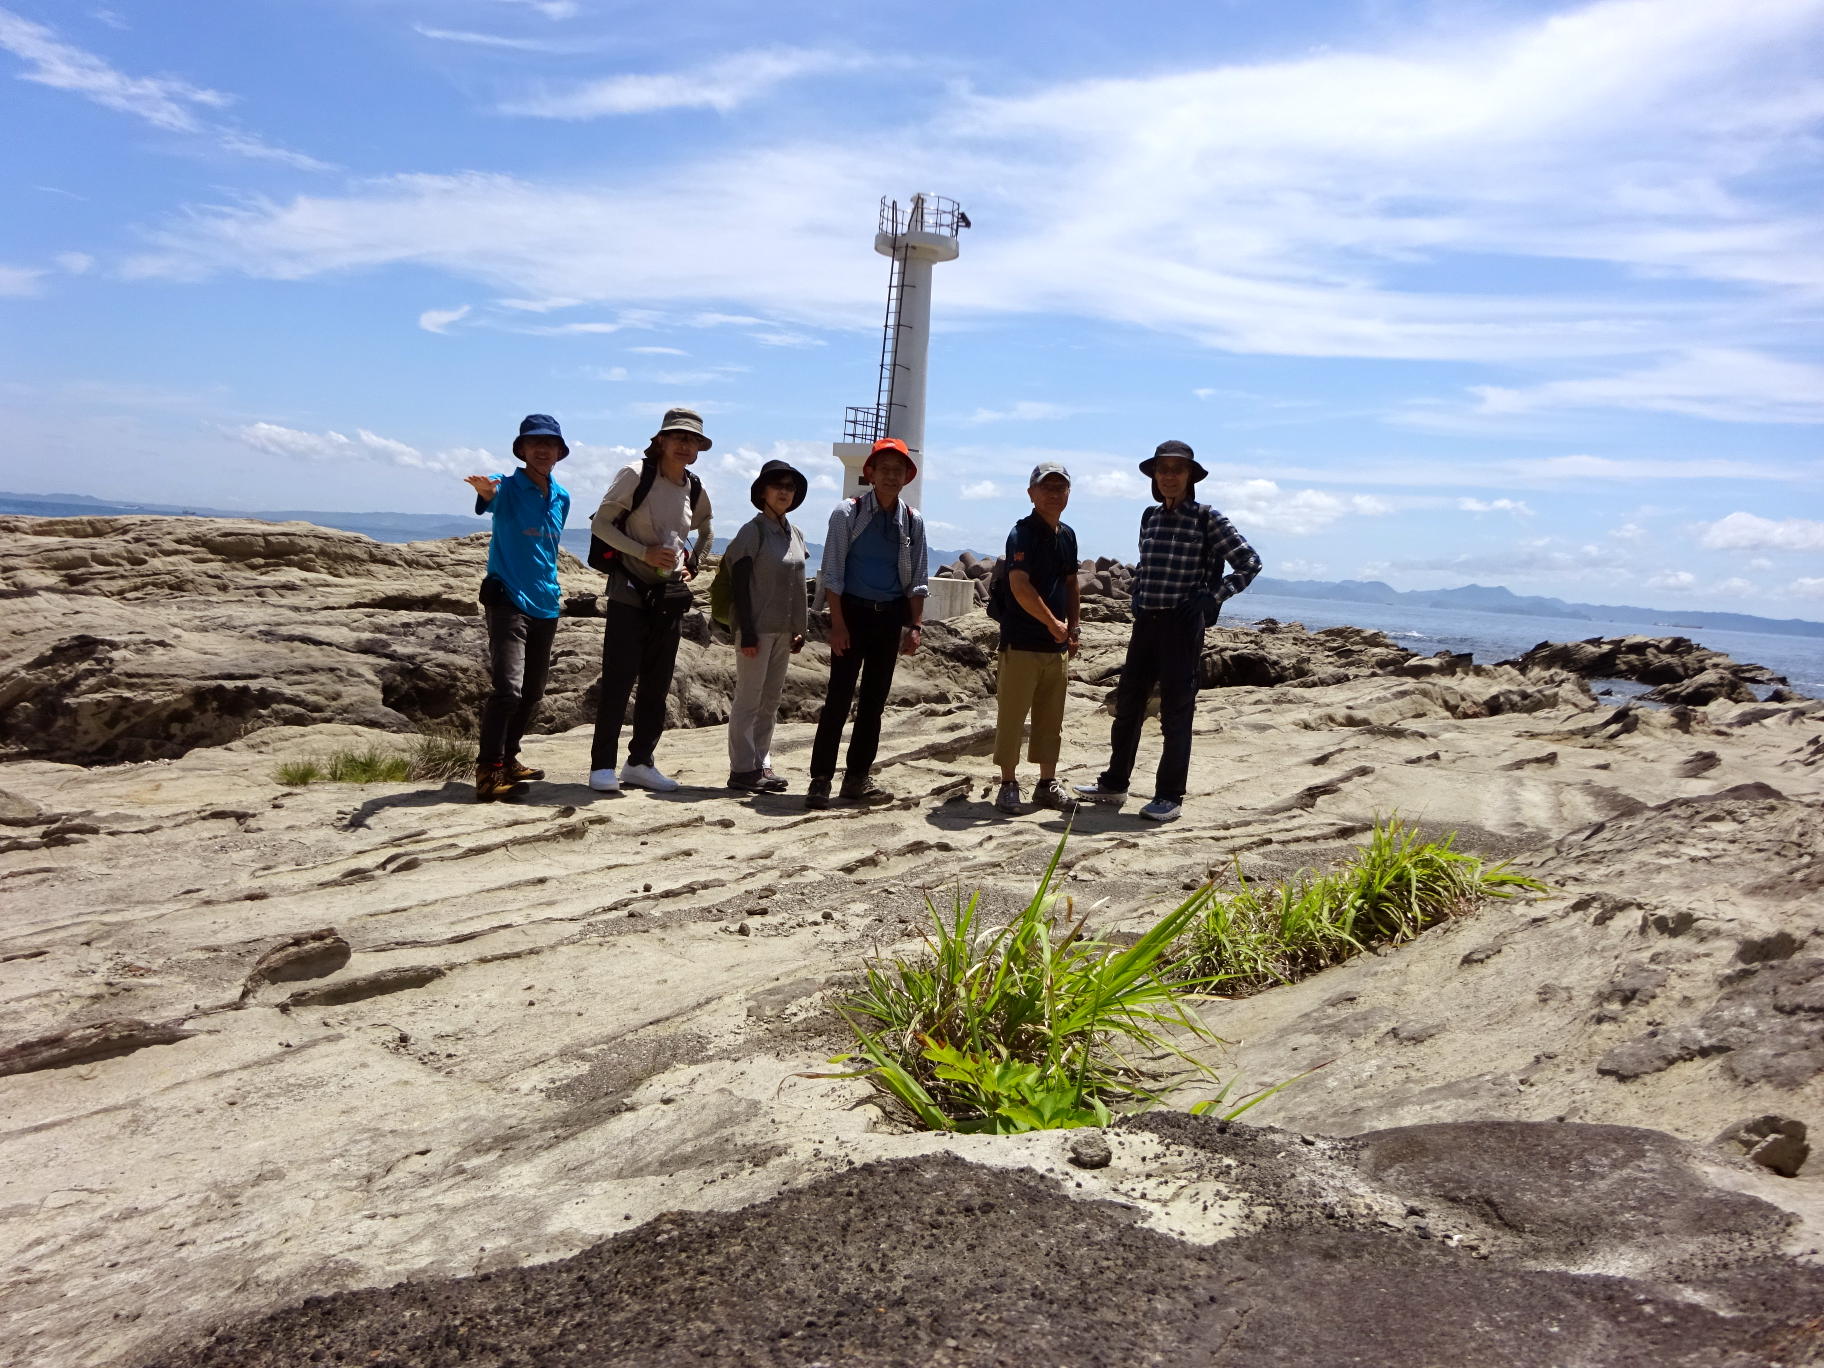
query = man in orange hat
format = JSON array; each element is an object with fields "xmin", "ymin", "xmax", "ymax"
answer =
[{"xmin": 805, "ymin": 436, "xmax": 929, "ymax": 809}]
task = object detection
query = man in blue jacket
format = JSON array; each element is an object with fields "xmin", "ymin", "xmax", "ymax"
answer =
[{"xmin": 465, "ymin": 414, "xmax": 571, "ymax": 801}]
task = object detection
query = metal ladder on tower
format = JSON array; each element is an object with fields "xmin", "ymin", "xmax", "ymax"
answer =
[{"xmin": 869, "ymin": 243, "xmax": 909, "ymax": 442}]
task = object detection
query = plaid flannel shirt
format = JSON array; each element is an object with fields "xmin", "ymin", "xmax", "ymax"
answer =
[
  {"xmin": 818, "ymin": 490, "xmax": 930, "ymax": 600},
  {"xmin": 1130, "ymin": 498, "xmax": 1262, "ymax": 612}
]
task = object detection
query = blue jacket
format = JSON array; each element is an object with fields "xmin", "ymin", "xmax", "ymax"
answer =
[{"xmin": 477, "ymin": 469, "xmax": 569, "ymax": 618}]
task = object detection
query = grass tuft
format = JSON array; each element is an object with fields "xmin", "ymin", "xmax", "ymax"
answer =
[
  {"xmin": 270, "ymin": 726, "xmax": 476, "ymax": 786},
  {"xmin": 1176, "ymin": 815, "xmax": 1545, "ymax": 996},
  {"xmin": 830, "ymin": 833, "xmax": 1231, "ymax": 1134}
]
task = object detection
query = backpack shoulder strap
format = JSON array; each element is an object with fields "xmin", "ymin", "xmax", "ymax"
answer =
[
  {"xmin": 614, "ymin": 459, "xmax": 661, "ymax": 531},
  {"xmin": 686, "ymin": 471, "xmax": 703, "ymax": 512}
]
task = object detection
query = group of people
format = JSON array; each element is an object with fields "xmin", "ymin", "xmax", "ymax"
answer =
[{"xmin": 467, "ymin": 408, "xmax": 1261, "ymax": 822}]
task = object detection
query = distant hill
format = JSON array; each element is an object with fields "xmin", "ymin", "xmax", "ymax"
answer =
[{"xmin": 5, "ymin": 492, "xmax": 1818, "ymax": 638}]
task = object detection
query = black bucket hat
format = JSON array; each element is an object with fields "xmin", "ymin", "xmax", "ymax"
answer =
[
  {"xmin": 750, "ymin": 458, "xmax": 808, "ymax": 512},
  {"xmin": 644, "ymin": 406, "xmax": 713, "ymax": 459},
  {"xmin": 512, "ymin": 413, "xmax": 568, "ymax": 460},
  {"xmin": 1138, "ymin": 439, "xmax": 1209, "ymax": 483}
]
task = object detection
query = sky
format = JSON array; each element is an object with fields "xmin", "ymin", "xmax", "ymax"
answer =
[{"xmin": 1, "ymin": 0, "xmax": 1821, "ymax": 615}]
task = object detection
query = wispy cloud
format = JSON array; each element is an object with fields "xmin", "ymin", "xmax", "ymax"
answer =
[
  {"xmin": 0, "ymin": 264, "xmax": 46, "ymax": 297},
  {"xmin": 501, "ymin": 47, "xmax": 863, "ymax": 118},
  {"xmin": 412, "ymin": 24, "xmax": 600, "ymax": 53},
  {"xmin": 229, "ymin": 421, "xmax": 473, "ymax": 475},
  {"xmin": 961, "ymin": 480, "xmax": 1000, "ymax": 499},
  {"xmin": 1697, "ymin": 511, "xmax": 1824, "ymax": 552},
  {"xmin": 1458, "ymin": 497, "xmax": 1534, "ymax": 515},
  {"xmin": 495, "ymin": 0, "xmax": 581, "ymax": 18},
  {"xmin": 418, "ymin": 305, "xmax": 471, "ymax": 334},
  {"xmin": 1467, "ymin": 349, "xmax": 1824, "ymax": 425},
  {"xmin": 629, "ymin": 345, "xmax": 687, "ymax": 356},
  {"xmin": 0, "ymin": 8, "xmax": 332, "ymax": 168},
  {"xmin": 965, "ymin": 401, "xmax": 1084, "ymax": 424}
]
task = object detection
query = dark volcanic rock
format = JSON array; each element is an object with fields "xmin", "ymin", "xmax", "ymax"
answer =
[
  {"xmin": 1509, "ymin": 635, "xmax": 1788, "ymax": 699},
  {"xmin": 0, "ymin": 1017, "xmax": 197, "ymax": 1077},
  {"xmin": 145, "ymin": 1124, "xmax": 1824, "ymax": 1368}
]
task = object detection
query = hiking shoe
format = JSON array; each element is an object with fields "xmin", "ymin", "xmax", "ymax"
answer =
[
  {"xmin": 994, "ymin": 780, "xmax": 1024, "ymax": 814},
  {"xmin": 620, "ymin": 763, "xmax": 679, "ymax": 793},
  {"xmin": 504, "ymin": 758, "xmax": 544, "ymax": 783},
  {"xmin": 727, "ymin": 769, "xmax": 765, "ymax": 792},
  {"xmin": 588, "ymin": 768, "xmax": 621, "ymax": 793},
  {"xmin": 475, "ymin": 763, "xmax": 522, "ymax": 802},
  {"xmin": 758, "ymin": 768, "xmax": 789, "ymax": 792},
  {"xmin": 1073, "ymin": 781, "xmax": 1127, "ymax": 805},
  {"xmin": 840, "ymin": 774, "xmax": 894, "ymax": 804},
  {"xmin": 1139, "ymin": 798, "xmax": 1182, "ymax": 823},
  {"xmin": 805, "ymin": 777, "xmax": 832, "ymax": 810},
  {"xmin": 1032, "ymin": 778, "xmax": 1078, "ymax": 812}
]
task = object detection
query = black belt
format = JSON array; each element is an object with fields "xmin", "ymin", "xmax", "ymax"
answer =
[{"xmin": 841, "ymin": 594, "xmax": 905, "ymax": 613}]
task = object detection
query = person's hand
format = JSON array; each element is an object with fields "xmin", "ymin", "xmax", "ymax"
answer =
[
  {"xmin": 740, "ymin": 644, "xmax": 759, "ymax": 659},
  {"xmin": 1196, "ymin": 593, "xmax": 1223, "ymax": 623},
  {"xmin": 789, "ymin": 634, "xmax": 806, "ymax": 654},
  {"xmin": 1045, "ymin": 617, "xmax": 1069, "ymax": 644},
  {"xmin": 901, "ymin": 625, "xmax": 922, "ymax": 656},
  {"xmin": 465, "ymin": 475, "xmax": 500, "ymax": 500},
  {"xmin": 1067, "ymin": 631, "xmax": 1081, "ymax": 658},
  {"xmin": 828, "ymin": 622, "xmax": 851, "ymax": 656},
  {"xmin": 644, "ymin": 543, "xmax": 679, "ymax": 571}
]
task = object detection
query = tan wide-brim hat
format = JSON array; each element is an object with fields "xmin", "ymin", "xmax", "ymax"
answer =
[{"xmin": 645, "ymin": 406, "xmax": 712, "ymax": 458}]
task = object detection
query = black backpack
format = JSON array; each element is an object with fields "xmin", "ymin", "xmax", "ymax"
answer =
[
  {"xmin": 983, "ymin": 556, "xmax": 1013, "ymax": 623},
  {"xmin": 588, "ymin": 459, "xmax": 703, "ymax": 576}
]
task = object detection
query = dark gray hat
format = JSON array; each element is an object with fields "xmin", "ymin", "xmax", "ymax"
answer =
[
  {"xmin": 750, "ymin": 458, "xmax": 807, "ymax": 512},
  {"xmin": 645, "ymin": 406, "xmax": 712, "ymax": 458},
  {"xmin": 1138, "ymin": 439, "xmax": 1209, "ymax": 483},
  {"xmin": 1027, "ymin": 461, "xmax": 1072, "ymax": 486}
]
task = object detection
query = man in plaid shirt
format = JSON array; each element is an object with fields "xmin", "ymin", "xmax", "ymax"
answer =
[{"xmin": 1076, "ymin": 440, "xmax": 1261, "ymax": 822}]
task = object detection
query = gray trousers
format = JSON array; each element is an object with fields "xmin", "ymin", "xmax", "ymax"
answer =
[
  {"xmin": 727, "ymin": 632, "xmax": 794, "ymax": 773},
  {"xmin": 478, "ymin": 605, "xmax": 558, "ymax": 766}
]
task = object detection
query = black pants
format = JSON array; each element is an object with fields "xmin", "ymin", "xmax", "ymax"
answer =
[
  {"xmin": 478, "ymin": 605, "xmax": 559, "ymax": 766},
  {"xmin": 810, "ymin": 594, "xmax": 905, "ymax": 781},
  {"xmin": 1100, "ymin": 606, "xmax": 1203, "ymax": 803},
  {"xmin": 590, "ymin": 599, "xmax": 682, "ymax": 771}
]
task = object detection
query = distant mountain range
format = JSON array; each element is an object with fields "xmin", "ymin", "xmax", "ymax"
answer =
[{"xmin": 5, "ymin": 490, "xmax": 1819, "ymax": 639}]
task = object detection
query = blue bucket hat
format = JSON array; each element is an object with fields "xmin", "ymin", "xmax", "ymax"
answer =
[{"xmin": 512, "ymin": 413, "xmax": 568, "ymax": 461}]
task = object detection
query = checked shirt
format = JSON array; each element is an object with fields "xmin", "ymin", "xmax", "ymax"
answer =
[{"xmin": 1130, "ymin": 499, "xmax": 1262, "ymax": 613}]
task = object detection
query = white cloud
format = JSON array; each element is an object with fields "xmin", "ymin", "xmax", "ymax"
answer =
[
  {"xmin": 1458, "ymin": 497, "xmax": 1534, "ymax": 515},
  {"xmin": 0, "ymin": 9, "xmax": 333, "ymax": 169},
  {"xmin": 1749, "ymin": 557, "xmax": 1774, "ymax": 571},
  {"xmin": 1467, "ymin": 350, "xmax": 1824, "ymax": 425},
  {"xmin": 961, "ymin": 480, "xmax": 1000, "ymax": 499},
  {"xmin": 584, "ymin": 365, "xmax": 629, "ymax": 381},
  {"xmin": 1209, "ymin": 478, "xmax": 1392, "ymax": 535},
  {"xmin": 1697, "ymin": 511, "xmax": 1824, "ymax": 552},
  {"xmin": 626, "ymin": 400, "xmax": 730, "ymax": 416},
  {"xmin": 1610, "ymin": 521, "xmax": 1648, "ymax": 542},
  {"xmin": 749, "ymin": 330, "xmax": 825, "ymax": 348},
  {"xmin": 629, "ymin": 345, "xmax": 688, "ymax": 356},
  {"xmin": 0, "ymin": 264, "xmax": 46, "ymax": 297},
  {"xmin": 1713, "ymin": 577, "xmax": 1758, "ymax": 597},
  {"xmin": 965, "ymin": 401, "xmax": 1082, "ymax": 424},
  {"xmin": 501, "ymin": 47, "xmax": 861, "ymax": 119},
  {"xmin": 650, "ymin": 366, "xmax": 747, "ymax": 385},
  {"xmin": 53, "ymin": 251, "xmax": 92, "ymax": 274},
  {"xmin": 227, "ymin": 422, "xmax": 474, "ymax": 476},
  {"xmin": 412, "ymin": 25, "xmax": 596, "ymax": 53},
  {"xmin": 518, "ymin": 321, "xmax": 622, "ymax": 335},
  {"xmin": 1644, "ymin": 569, "xmax": 1698, "ymax": 590},
  {"xmin": 1788, "ymin": 577, "xmax": 1824, "ymax": 599},
  {"xmin": 494, "ymin": 296, "xmax": 583, "ymax": 313},
  {"xmin": 494, "ymin": 0, "xmax": 580, "ymax": 17},
  {"xmin": 417, "ymin": 304, "xmax": 471, "ymax": 334},
  {"xmin": 1389, "ymin": 537, "xmax": 1615, "ymax": 580},
  {"xmin": 1276, "ymin": 558, "xmax": 1329, "ymax": 577},
  {"xmin": 1083, "ymin": 469, "xmax": 1148, "ymax": 499}
]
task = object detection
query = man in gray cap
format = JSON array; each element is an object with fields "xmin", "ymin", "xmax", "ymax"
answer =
[
  {"xmin": 989, "ymin": 461, "xmax": 1080, "ymax": 815},
  {"xmin": 1075, "ymin": 440, "xmax": 1260, "ymax": 822},
  {"xmin": 585, "ymin": 406, "xmax": 715, "ymax": 793}
]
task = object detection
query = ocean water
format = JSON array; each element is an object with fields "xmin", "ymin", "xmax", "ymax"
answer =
[{"xmin": 1221, "ymin": 592, "xmax": 1824, "ymax": 698}]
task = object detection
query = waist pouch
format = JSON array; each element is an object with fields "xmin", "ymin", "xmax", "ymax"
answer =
[
  {"xmin": 479, "ymin": 574, "xmax": 512, "ymax": 608},
  {"xmin": 625, "ymin": 568, "xmax": 693, "ymax": 618}
]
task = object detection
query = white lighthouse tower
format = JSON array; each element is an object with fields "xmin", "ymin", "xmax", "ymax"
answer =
[{"xmin": 833, "ymin": 192, "xmax": 966, "ymax": 511}]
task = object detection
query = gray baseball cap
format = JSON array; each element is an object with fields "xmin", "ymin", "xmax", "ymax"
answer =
[{"xmin": 1027, "ymin": 461, "xmax": 1072, "ymax": 486}]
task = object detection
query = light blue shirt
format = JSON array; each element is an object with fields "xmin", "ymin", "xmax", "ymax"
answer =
[
  {"xmin": 477, "ymin": 469, "xmax": 569, "ymax": 618},
  {"xmin": 845, "ymin": 502, "xmax": 903, "ymax": 601}
]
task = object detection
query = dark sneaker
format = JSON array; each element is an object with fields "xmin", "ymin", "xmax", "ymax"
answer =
[
  {"xmin": 727, "ymin": 769, "xmax": 765, "ymax": 792},
  {"xmin": 475, "ymin": 763, "xmax": 522, "ymax": 803},
  {"xmin": 805, "ymin": 777, "xmax": 832, "ymax": 810},
  {"xmin": 758, "ymin": 768, "xmax": 789, "ymax": 792},
  {"xmin": 840, "ymin": 774, "xmax": 894, "ymax": 804},
  {"xmin": 505, "ymin": 758, "xmax": 544, "ymax": 783},
  {"xmin": 994, "ymin": 780, "xmax": 1023, "ymax": 814},
  {"xmin": 1073, "ymin": 781, "xmax": 1127, "ymax": 805},
  {"xmin": 1032, "ymin": 778, "xmax": 1078, "ymax": 812}
]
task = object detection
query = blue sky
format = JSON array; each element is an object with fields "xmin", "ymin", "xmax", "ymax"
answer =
[{"xmin": 2, "ymin": 0, "xmax": 1821, "ymax": 613}]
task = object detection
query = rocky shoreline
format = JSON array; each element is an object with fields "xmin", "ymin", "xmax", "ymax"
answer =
[{"xmin": 1, "ymin": 516, "xmax": 1819, "ymax": 1367}]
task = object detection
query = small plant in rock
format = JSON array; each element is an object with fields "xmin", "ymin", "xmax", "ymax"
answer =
[
  {"xmin": 405, "ymin": 726, "xmax": 475, "ymax": 782},
  {"xmin": 270, "ymin": 727, "xmax": 477, "ymax": 787},
  {"xmin": 1176, "ymin": 815, "xmax": 1545, "ymax": 995},
  {"xmin": 830, "ymin": 834, "xmax": 1232, "ymax": 1134},
  {"xmin": 273, "ymin": 759, "xmax": 324, "ymax": 787},
  {"xmin": 323, "ymin": 747, "xmax": 412, "ymax": 783}
]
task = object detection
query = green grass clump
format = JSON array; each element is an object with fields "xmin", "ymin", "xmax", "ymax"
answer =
[
  {"xmin": 271, "ymin": 727, "xmax": 475, "ymax": 786},
  {"xmin": 273, "ymin": 759, "xmax": 324, "ymax": 787},
  {"xmin": 1177, "ymin": 816, "xmax": 1545, "ymax": 995},
  {"xmin": 832, "ymin": 835, "xmax": 1232, "ymax": 1134}
]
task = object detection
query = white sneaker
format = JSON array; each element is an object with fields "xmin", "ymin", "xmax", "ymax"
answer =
[
  {"xmin": 620, "ymin": 763, "xmax": 679, "ymax": 793},
  {"xmin": 1139, "ymin": 798, "xmax": 1182, "ymax": 823},
  {"xmin": 588, "ymin": 769, "xmax": 621, "ymax": 793}
]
